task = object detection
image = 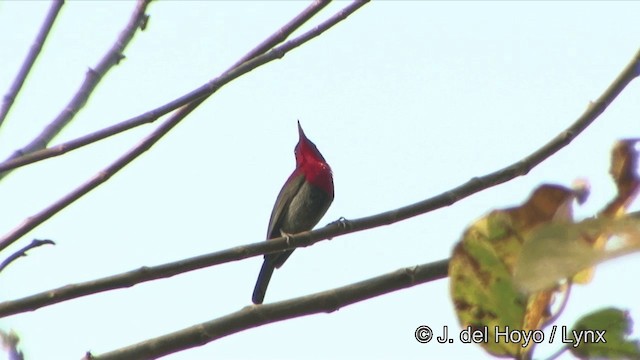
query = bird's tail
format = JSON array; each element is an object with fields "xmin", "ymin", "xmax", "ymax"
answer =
[{"xmin": 252, "ymin": 259, "xmax": 275, "ymax": 304}]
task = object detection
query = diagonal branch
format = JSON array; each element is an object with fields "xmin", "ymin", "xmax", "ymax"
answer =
[
  {"xmin": 0, "ymin": 0, "xmax": 64, "ymax": 130},
  {"xmin": 0, "ymin": 0, "xmax": 151, "ymax": 181},
  {"xmin": 87, "ymin": 259, "xmax": 450, "ymax": 360},
  {"xmin": 0, "ymin": 0, "xmax": 368, "ymax": 254},
  {"xmin": 0, "ymin": 83, "xmax": 211, "ymax": 174},
  {"xmin": 0, "ymin": 0, "xmax": 333, "ymax": 175},
  {"xmin": 0, "ymin": 229, "xmax": 322, "ymax": 317},
  {"xmin": 229, "ymin": 0, "xmax": 331, "ymax": 68},
  {"xmin": 0, "ymin": 239, "xmax": 55, "ymax": 274}
]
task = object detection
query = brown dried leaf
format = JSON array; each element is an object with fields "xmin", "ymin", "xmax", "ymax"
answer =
[{"xmin": 573, "ymin": 139, "xmax": 640, "ymax": 283}]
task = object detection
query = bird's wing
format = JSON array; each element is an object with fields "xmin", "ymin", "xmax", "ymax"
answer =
[{"xmin": 266, "ymin": 172, "xmax": 305, "ymax": 239}]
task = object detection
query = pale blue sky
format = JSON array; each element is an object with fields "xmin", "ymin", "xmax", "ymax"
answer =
[{"xmin": 1, "ymin": 2, "xmax": 639, "ymax": 359}]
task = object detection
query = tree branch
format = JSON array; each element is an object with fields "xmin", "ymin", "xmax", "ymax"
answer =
[
  {"xmin": 0, "ymin": 0, "xmax": 368, "ymax": 254},
  {"xmin": 87, "ymin": 259, "xmax": 449, "ymax": 360},
  {"xmin": 0, "ymin": 0, "xmax": 64, "ymax": 129},
  {"xmin": 0, "ymin": 227, "xmax": 334, "ymax": 317},
  {"xmin": 0, "ymin": 239, "xmax": 55, "ymax": 274},
  {"xmin": 0, "ymin": 0, "xmax": 151, "ymax": 181},
  {"xmin": 230, "ymin": 0, "xmax": 331, "ymax": 68},
  {"xmin": 0, "ymin": 0, "xmax": 332, "ymax": 175}
]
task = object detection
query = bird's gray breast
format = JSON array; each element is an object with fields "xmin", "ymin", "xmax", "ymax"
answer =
[{"xmin": 280, "ymin": 180, "xmax": 332, "ymax": 234}]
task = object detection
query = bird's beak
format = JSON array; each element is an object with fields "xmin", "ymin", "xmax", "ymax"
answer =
[{"xmin": 297, "ymin": 120, "xmax": 307, "ymax": 141}]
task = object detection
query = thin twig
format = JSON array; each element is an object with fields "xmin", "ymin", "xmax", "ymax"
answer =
[
  {"xmin": 0, "ymin": 239, "xmax": 55, "ymax": 274},
  {"xmin": 0, "ymin": 0, "xmax": 151, "ymax": 181},
  {"xmin": 230, "ymin": 0, "xmax": 331, "ymax": 68},
  {"xmin": 87, "ymin": 259, "xmax": 449, "ymax": 360},
  {"xmin": 0, "ymin": 0, "xmax": 331, "ymax": 175},
  {"xmin": 0, "ymin": 1, "xmax": 368, "ymax": 254},
  {"xmin": 0, "ymin": 0, "xmax": 64, "ymax": 129}
]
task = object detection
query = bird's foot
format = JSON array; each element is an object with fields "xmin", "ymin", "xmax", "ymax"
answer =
[
  {"xmin": 326, "ymin": 217, "xmax": 351, "ymax": 239},
  {"xmin": 279, "ymin": 230, "xmax": 294, "ymax": 247},
  {"xmin": 328, "ymin": 216, "xmax": 350, "ymax": 229}
]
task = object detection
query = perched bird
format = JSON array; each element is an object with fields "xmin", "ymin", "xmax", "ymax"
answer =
[{"xmin": 252, "ymin": 121, "xmax": 334, "ymax": 304}]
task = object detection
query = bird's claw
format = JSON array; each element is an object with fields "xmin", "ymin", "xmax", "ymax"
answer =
[
  {"xmin": 279, "ymin": 230, "xmax": 294, "ymax": 247},
  {"xmin": 327, "ymin": 217, "xmax": 351, "ymax": 236},
  {"xmin": 332, "ymin": 216, "xmax": 350, "ymax": 228}
]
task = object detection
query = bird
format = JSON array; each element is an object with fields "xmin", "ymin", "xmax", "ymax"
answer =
[{"xmin": 252, "ymin": 121, "xmax": 334, "ymax": 304}]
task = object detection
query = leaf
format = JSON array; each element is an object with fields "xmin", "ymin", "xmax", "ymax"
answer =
[
  {"xmin": 603, "ymin": 139, "xmax": 640, "ymax": 216},
  {"xmin": 449, "ymin": 184, "xmax": 577, "ymax": 358},
  {"xmin": 0, "ymin": 329, "xmax": 23, "ymax": 360},
  {"xmin": 570, "ymin": 308, "xmax": 640, "ymax": 359},
  {"xmin": 513, "ymin": 216, "xmax": 640, "ymax": 293},
  {"xmin": 573, "ymin": 139, "xmax": 640, "ymax": 284}
]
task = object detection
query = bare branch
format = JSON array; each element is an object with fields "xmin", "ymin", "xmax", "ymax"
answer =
[
  {"xmin": 0, "ymin": 0, "xmax": 151, "ymax": 180},
  {"xmin": 0, "ymin": 0, "xmax": 333, "ymax": 175},
  {"xmin": 0, "ymin": 239, "xmax": 55, "ymax": 274},
  {"xmin": 0, "ymin": 1, "xmax": 369, "ymax": 254},
  {"xmin": 356, "ymin": 47, "xmax": 640, "ymax": 223},
  {"xmin": 0, "ymin": 194, "xmax": 636, "ymax": 321},
  {"xmin": 230, "ymin": 0, "xmax": 331, "ymax": 68},
  {"xmin": 88, "ymin": 259, "xmax": 449, "ymax": 360},
  {"xmin": 0, "ymin": 84, "xmax": 203, "ymax": 174},
  {"xmin": 0, "ymin": 227, "xmax": 331, "ymax": 317},
  {"xmin": 0, "ymin": 0, "xmax": 64, "ymax": 129}
]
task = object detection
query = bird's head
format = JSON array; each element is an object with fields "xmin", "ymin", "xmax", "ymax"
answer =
[{"xmin": 295, "ymin": 120, "xmax": 328, "ymax": 166}]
